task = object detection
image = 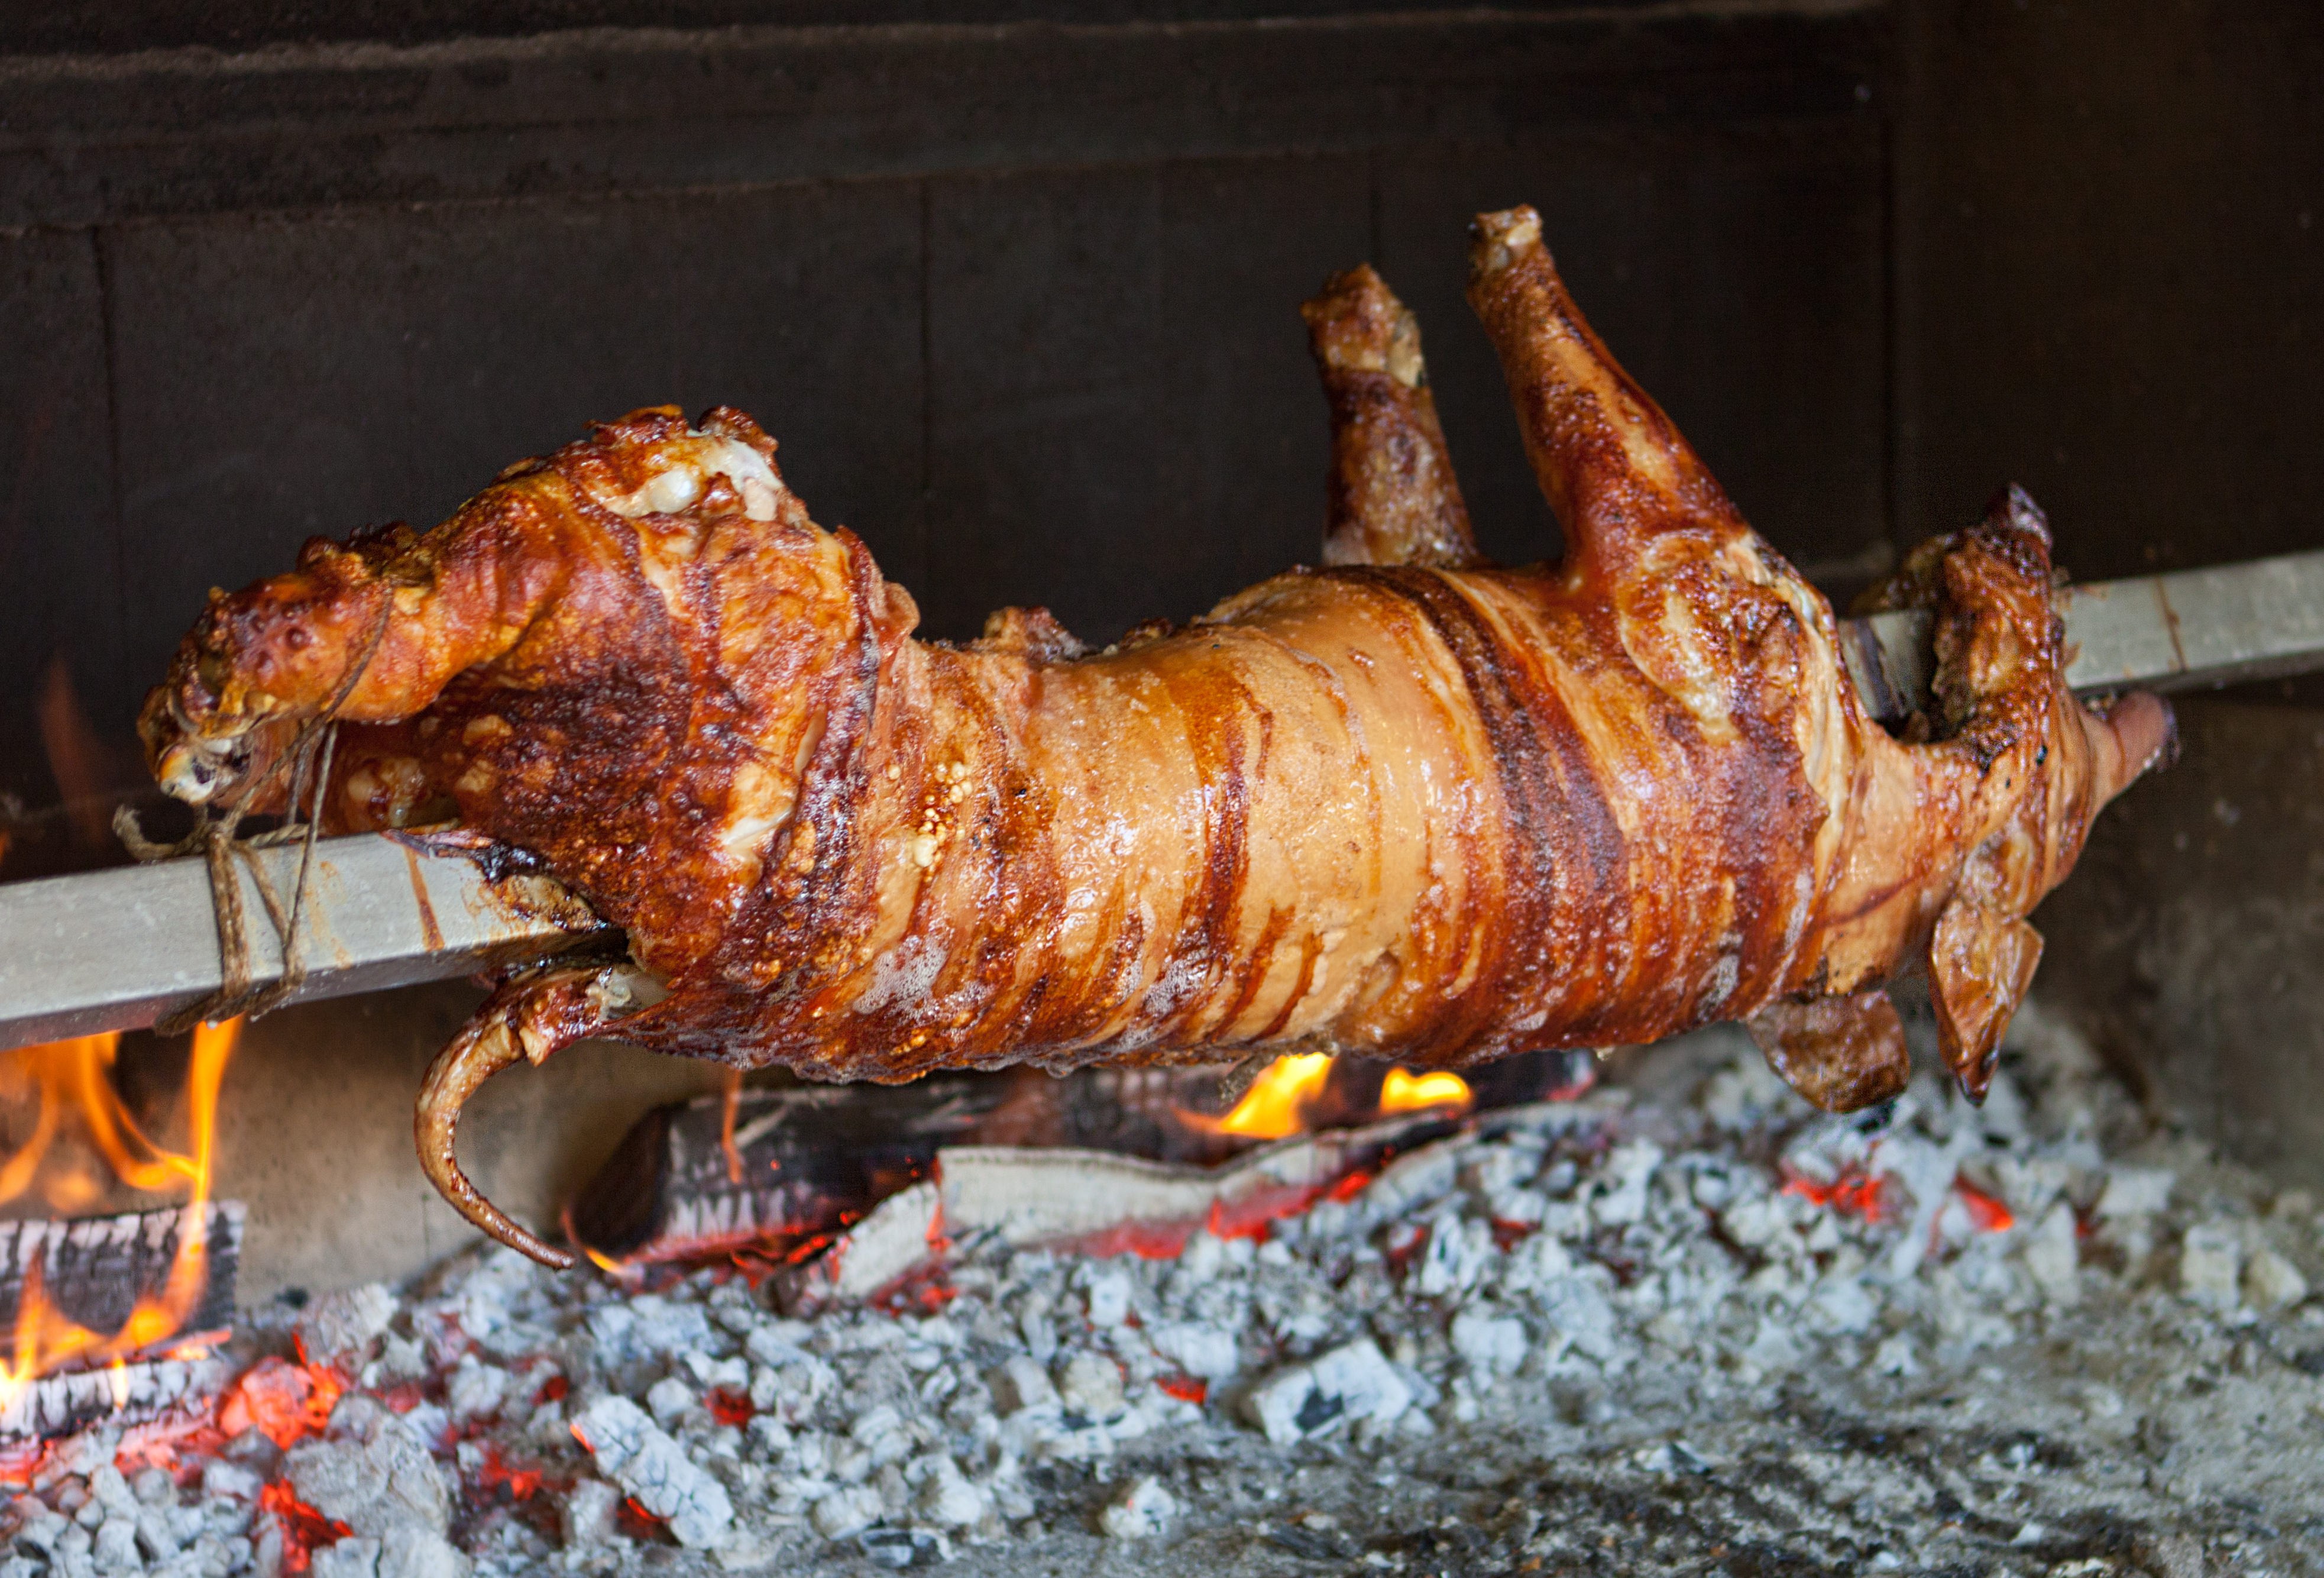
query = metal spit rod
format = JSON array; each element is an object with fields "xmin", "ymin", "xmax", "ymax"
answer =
[
  {"xmin": 0, "ymin": 837, "xmax": 604, "ymax": 1049},
  {"xmin": 1, "ymin": 547, "xmax": 2319, "ymax": 1053},
  {"xmin": 1840, "ymin": 546, "xmax": 2324, "ymax": 725}
]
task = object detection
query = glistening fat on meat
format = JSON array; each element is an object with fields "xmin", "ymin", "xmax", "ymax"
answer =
[{"xmin": 137, "ymin": 205, "xmax": 2171, "ymax": 1266}]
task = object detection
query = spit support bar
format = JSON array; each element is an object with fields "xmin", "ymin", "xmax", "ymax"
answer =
[
  {"xmin": 0, "ymin": 836, "xmax": 608, "ymax": 1049},
  {"xmin": 1, "ymin": 547, "xmax": 2320, "ymax": 1052},
  {"xmin": 1840, "ymin": 547, "xmax": 2324, "ymax": 726}
]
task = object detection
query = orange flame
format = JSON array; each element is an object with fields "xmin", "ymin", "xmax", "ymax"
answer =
[
  {"xmin": 1195, "ymin": 1054, "xmax": 1474, "ymax": 1140},
  {"xmin": 35, "ymin": 657, "xmax": 129, "ymax": 854},
  {"xmin": 1378, "ymin": 1068, "xmax": 1473, "ymax": 1116},
  {"xmin": 0, "ymin": 1034, "xmax": 211, "ymax": 1208},
  {"xmin": 0, "ymin": 1018, "xmax": 240, "ymax": 1414},
  {"xmin": 1200, "ymin": 1053, "xmax": 1334, "ymax": 1140}
]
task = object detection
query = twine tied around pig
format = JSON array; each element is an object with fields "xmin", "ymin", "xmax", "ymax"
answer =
[{"xmin": 115, "ymin": 595, "xmax": 393, "ymax": 1036}]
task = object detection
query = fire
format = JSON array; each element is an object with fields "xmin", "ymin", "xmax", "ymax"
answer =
[
  {"xmin": 35, "ymin": 656, "xmax": 128, "ymax": 855},
  {"xmin": 1202, "ymin": 1053, "xmax": 1333, "ymax": 1140},
  {"xmin": 0, "ymin": 1018, "xmax": 240, "ymax": 1412},
  {"xmin": 0, "ymin": 1033, "xmax": 215, "ymax": 1207},
  {"xmin": 1782, "ymin": 1165, "xmax": 1899, "ymax": 1225},
  {"xmin": 1197, "ymin": 1053, "xmax": 1473, "ymax": 1140},
  {"xmin": 1378, "ymin": 1067, "xmax": 1473, "ymax": 1115}
]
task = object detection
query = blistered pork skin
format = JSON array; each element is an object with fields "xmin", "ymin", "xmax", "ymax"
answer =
[{"xmin": 141, "ymin": 208, "xmax": 2170, "ymax": 1265}]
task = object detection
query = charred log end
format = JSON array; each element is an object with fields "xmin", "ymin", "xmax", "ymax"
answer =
[
  {"xmin": 0, "ymin": 1203, "xmax": 245, "ymax": 1456},
  {"xmin": 563, "ymin": 1103, "xmax": 673, "ymax": 1265}
]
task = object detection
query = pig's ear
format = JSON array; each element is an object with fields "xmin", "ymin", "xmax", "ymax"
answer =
[
  {"xmin": 1927, "ymin": 898, "xmax": 2043, "ymax": 1102},
  {"xmin": 1746, "ymin": 988, "xmax": 1912, "ymax": 1113}
]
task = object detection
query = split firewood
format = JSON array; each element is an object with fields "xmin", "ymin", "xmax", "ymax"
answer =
[{"xmin": 0, "ymin": 1203, "xmax": 242, "ymax": 1451}]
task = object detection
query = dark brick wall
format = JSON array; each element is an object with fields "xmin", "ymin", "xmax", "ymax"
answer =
[
  {"xmin": 1, "ymin": 1, "xmax": 1684, "ymax": 57},
  {"xmin": 0, "ymin": 2, "xmax": 1891, "ymax": 852},
  {"xmin": 1895, "ymin": 0, "xmax": 2324, "ymax": 586}
]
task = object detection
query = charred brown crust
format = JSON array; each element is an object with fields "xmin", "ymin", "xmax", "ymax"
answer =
[
  {"xmin": 1746, "ymin": 990, "xmax": 1912, "ymax": 1113},
  {"xmin": 143, "ymin": 209, "xmax": 2173, "ymax": 1262}
]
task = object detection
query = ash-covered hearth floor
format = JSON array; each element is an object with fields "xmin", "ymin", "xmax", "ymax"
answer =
[{"xmin": 9, "ymin": 1008, "xmax": 2322, "ymax": 1578}]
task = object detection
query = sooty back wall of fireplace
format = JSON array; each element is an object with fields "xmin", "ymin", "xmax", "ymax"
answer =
[
  {"xmin": 0, "ymin": 1, "xmax": 1904, "ymax": 842},
  {"xmin": 0, "ymin": 1, "xmax": 2317, "ymax": 1289}
]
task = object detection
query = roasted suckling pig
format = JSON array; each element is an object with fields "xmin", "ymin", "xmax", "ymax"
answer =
[{"xmin": 141, "ymin": 207, "xmax": 2172, "ymax": 1266}]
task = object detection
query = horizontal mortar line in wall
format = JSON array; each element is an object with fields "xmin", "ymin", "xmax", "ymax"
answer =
[
  {"xmin": 0, "ymin": 10, "xmax": 1882, "ymax": 137},
  {"xmin": 0, "ymin": 82, "xmax": 1878, "ymax": 167},
  {"xmin": 0, "ymin": 104, "xmax": 1886, "ymax": 233},
  {"xmin": 0, "ymin": 73, "xmax": 1872, "ymax": 157},
  {"xmin": 0, "ymin": 108, "xmax": 1885, "ymax": 232},
  {"xmin": 0, "ymin": 107, "xmax": 1880, "ymax": 243},
  {"xmin": 0, "ymin": 1, "xmax": 1888, "ymax": 88}
]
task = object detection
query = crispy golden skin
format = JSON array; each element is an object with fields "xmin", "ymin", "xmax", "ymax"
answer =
[{"xmin": 142, "ymin": 208, "xmax": 2170, "ymax": 1265}]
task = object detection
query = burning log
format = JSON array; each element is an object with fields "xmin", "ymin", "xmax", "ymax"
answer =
[
  {"xmin": 566, "ymin": 1064, "xmax": 1268, "ymax": 1272},
  {"xmin": 771, "ymin": 1123, "xmax": 1408, "ymax": 1315},
  {"xmin": 567, "ymin": 1049, "xmax": 1595, "ymax": 1274},
  {"xmin": 0, "ymin": 1351, "xmax": 233, "ymax": 1466},
  {"xmin": 0, "ymin": 1020, "xmax": 245, "ymax": 1472},
  {"xmin": 0, "ymin": 1202, "xmax": 242, "ymax": 1346},
  {"xmin": 0, "ymin": 1202, "xmax": 243, "ymax": 1459},
  {"xmin": 769, "ymin": 1076, "xmax": 1607, "ymax": 1315}
]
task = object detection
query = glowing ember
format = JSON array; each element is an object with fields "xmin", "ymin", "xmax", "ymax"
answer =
[
  {"xmin": 260, "ymin": 1477, "xmax": 352, "ymax": 1573},
  {"xmin": 1782, "ymin": 1163, "xmax": 2019, "ymax": 1241},
  {"xmin": 1954, "ymin": 1179, "xmax": 2016, "ymax": 1234},
  {"xmin": 1157, "ymin": 1374, "xmax": 1209, "ymax": 1405},
  {"xmin": 1378, "ymin": 1067, "xmax": 1472, "ymax": 1115},
  {"xmin": 0, "ymin": 1019, "xmax": 240, "ymax": 1412},
  {"xmin": 617, "ymin": 1495, "xmax": 668, "ymax": 1541},
  {"xmin": 219, "ymin": 1354, "xmax": 345, "ymax": 1450},
  {"xmin": 1782, "ymin": 1165, "xmax": 1899, "ymax": 1225},
  {"xmin": 475, "ymin": 1442, "xmax": 546, "ymax": 1502}
]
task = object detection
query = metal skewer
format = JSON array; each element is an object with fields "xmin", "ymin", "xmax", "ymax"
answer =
[
  {"xmin": 1839, "ymin": 547, "xmax": 2324, "ymax": 726},
  {"xmin": 0, "ymin": 836, "xmax": 607, "ymax": 1049},
  {"xmin": 0, "ymin": 548, "xmax": 2319, "ymax": 1053}
]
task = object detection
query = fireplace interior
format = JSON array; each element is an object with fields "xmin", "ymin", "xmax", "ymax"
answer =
[{"xmin": 0, "ymin": 2, "xmax": 2319, "ymax": 1574}]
